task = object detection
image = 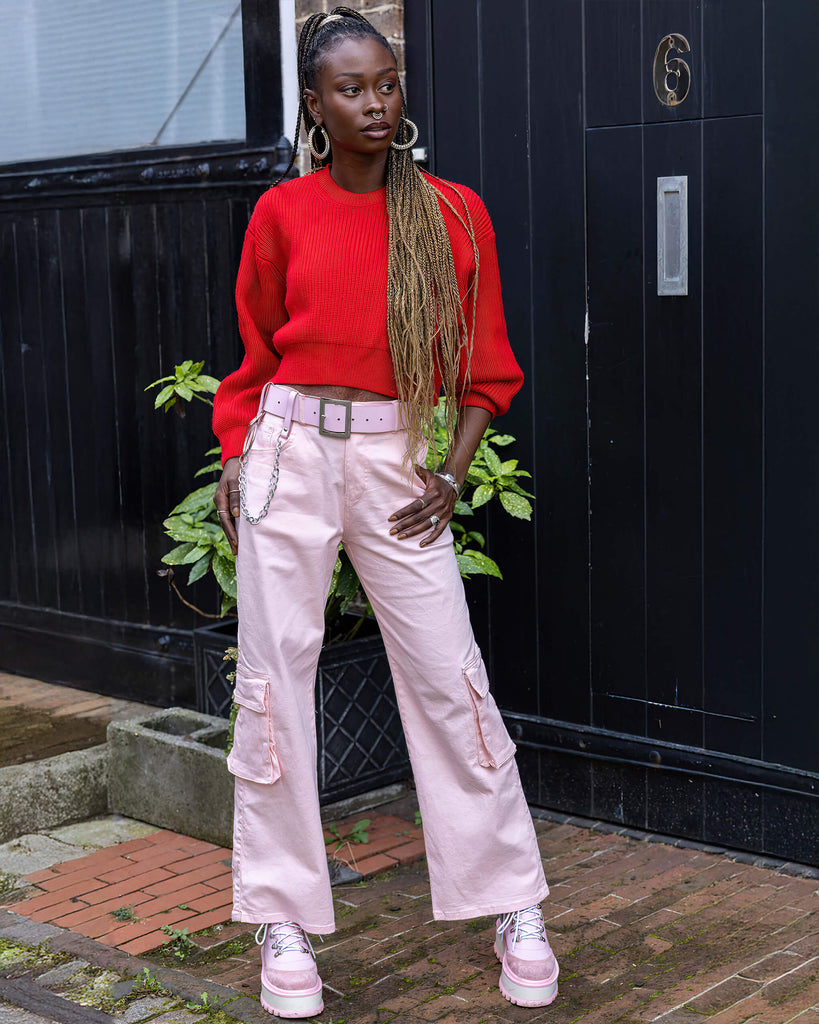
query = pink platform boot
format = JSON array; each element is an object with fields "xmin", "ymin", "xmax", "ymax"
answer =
[
  {"xmin": 494, "ymin": 904, "xmax": 559, "ymax": 1007},
  {"xmin": 255, "ymin": 921, "xmax": 324, "ymax": 1018}
]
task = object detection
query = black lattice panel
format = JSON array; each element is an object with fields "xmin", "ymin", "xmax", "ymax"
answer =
[
  {"xmin": 194, "ymin": 623, "xmax": 411, "ymax": 803},
  {"xmin": 317, "ymin": 635, "xmax": 410, "ymax": 802}
]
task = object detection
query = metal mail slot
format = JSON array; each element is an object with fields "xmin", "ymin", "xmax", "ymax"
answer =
[{"xmin": 657, "ymin": 175, "xmax": 688, "ymax": 296}]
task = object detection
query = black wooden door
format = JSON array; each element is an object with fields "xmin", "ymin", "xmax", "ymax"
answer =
[{"xmin": 408, "ymin": 0, "xmax": 819, "ymax": 864}]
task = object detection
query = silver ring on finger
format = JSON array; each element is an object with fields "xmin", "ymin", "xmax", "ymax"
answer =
[
  {"xmin": 217, "ymin": 510, "xmax": 232, "ymax": 517},
  {"xmin": 418, "ymin": 498, "xmax": 427, "ymax": 510},
  {"xmin": 429, "ymin": 514, "xmax": 440, "ymax": 527}
]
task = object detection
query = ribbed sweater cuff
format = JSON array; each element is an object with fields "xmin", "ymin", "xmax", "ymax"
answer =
[{"xmin": 220, "ymin": 427, "xmax": 249, "ymax": 465}]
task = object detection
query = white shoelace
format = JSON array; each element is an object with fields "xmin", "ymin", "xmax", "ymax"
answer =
[
  {"xmin": 497, "ymin": 904, "xmax": 547, "ymax": 944},
  {"xmin": 255, "ymin": 921, "xmax": 317, "ymax": 959}
]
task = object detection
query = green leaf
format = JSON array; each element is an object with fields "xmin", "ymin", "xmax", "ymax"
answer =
[
  {"xmin": 194, "ymin": 460, "xmax": 223, "ymax": 477},
  {"xmin": 483, "ymin": 447, "xmax": 503, "ymax": 477},
  {"xmin": 144, "ymin": 374, "xmax": 174, "ymax": 391},
  {"xmin": 163, "ymin": 517, "xmax": 207, "ymax": 544},
  {"xmin": 506, "ymin": 481, "xmax": 536, "ymax": 499},
  {"xmin": 190, "ymin": 375, "xmax": 220, "ymax": 394},
  {"xmin": 169, "ymin": 483, "xmax": 218, "ymax": 516},
  {"xmin": 176, "ymin": 383, "xmax": 193, "ymax": 402},
  {"xmin": 154, "ymin": 385, "xmax": 175, "ymax": 410},
  {"xmin": 453, "ymin": 499, "xmax": 473, "ymax": 517},
  {"xmin": 470, "ymin": 484, "xmax": 494, "ymax": 509},
  {"xmin": 499, "ymin": 491, "xmax": 533, "ymax": 520},
  {"xmin": 465, "ymin": 530, "xmax": 486, "ymax": 548},
  {"xmin": 465, "ymin": 467, "xmax": 491, "ymax": 485},
  {"xmin": 461, "ymin": 550, "xmax": 503, "ymax": 578},
  {"xmin": 220, "ymin": 592, "xmax": 236, "ymax": 617},
  {"xmin": 500, "ymin": 459, "xmax": 519, "ymax": 474},
  {"xmin": 187, "ymin": 552, "xmax": 211, "ymax": 585},
  {"xmin": 213, "ymin": 553, "xmax": 237, "ymax": 599},
  {"xmin": 177, "ymin": 360, "xmax": 195, "ymax": 376},
  {"xmin": 456, "ymin": 553, "xmax": 483, "ymax": 576},
  {"xmin": 490, "ymin": 433, "xmax": 515, "ymax": 446},
  {"xmin": 205, "ymin": 445, "xmax": 223, "ymax": 457},
  {"xmin": 161, "ymin": 542, "xmax": 195, "ymax": 565}
]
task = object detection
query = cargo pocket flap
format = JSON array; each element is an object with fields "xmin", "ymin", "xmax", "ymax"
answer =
[
  {"xmin": 463, "ymin": 651, "xmax": 516, "ymax": 769},
  {"xmin": 233, "ymin": 671, "xmax": 268, "ymax": 714},
  {"xmin": 227, "ymin": 670, "xmax": 282, "ymax": 785},
  {"xmin": 463, "ymin": 652, "xmax": 490, "ymax": 698}
]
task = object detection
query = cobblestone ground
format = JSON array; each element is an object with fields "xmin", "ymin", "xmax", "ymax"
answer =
[{"xmin": 1, "ymin": 811, "xmax": 817, "ymax": 1023}]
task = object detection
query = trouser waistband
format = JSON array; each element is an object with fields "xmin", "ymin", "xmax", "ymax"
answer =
[{"xmin": 260, "ymin": 383, "xmax": 401, "ymax": 438}]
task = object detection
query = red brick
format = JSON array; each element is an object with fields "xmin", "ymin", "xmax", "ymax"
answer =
[
  {"xmin": 185, "ymin": 907, "xmax": 235, "ymax": 934},
  {"xmin": 13, "ymin": 878, "xmax": 107, "ymax": 913},
  {"xmin": 389, "ymin": 839, "xmax": 427, "ymax": 866},
  {"xmin": 131, "ymin": 884, "xmax": 216, "ymax": 915},
  {"xmin": 32, "ymin": 857, "xmax": 133, "ymax": 890},
  {"xmin": 118, "ymin": 932, "xmax": 173, "ymax": 956},
  {"xmin": 25, "ymin": 900, "xmax": 87, "ymax": 923},
  {"xmin": 163, "ymin": 847, "xmax": 232, "ymax": 874},
  {"xmin": 54, "ymin": 868, "xmax": 175, "ymax": 908},
  {"xmin": 142, "ymin": 863, "xmax": 231, "ymax": 895},
  {"xmin": 349, "ymin": 853, "xmax": 398, "ymax": 877},
  {"xmin": 49, "ymin": 849, "xmax": 132, "ymax": 875},
  {"xmin": 184, "ymin": 889, "xmax": 236, "ymax": 913}
]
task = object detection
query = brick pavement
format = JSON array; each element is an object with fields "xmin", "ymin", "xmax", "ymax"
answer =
[{"xmin": 1, "ymin": 809, "xmax": 818, "ymax": 1022}]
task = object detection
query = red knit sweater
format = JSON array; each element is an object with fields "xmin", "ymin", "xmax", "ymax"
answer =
[{"xmin": 213, "ymin": 167, "xmax": 524, "ymax": 461}]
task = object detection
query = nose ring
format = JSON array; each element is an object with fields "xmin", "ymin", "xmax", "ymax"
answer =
[{"xmin": 371, "ymin": 109, "xmax": 384, "ymax": 120}]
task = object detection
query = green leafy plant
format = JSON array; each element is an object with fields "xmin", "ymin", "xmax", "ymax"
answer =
[
  {"xmin": 132, "ymin": 968, "xmax": 164, "ymax": 994},
  {"xmin": 160, "ymin": 924, "xmax": 195, "ymax": 961},
  {"xmin": 185, "ymin": 992, "xmax": 221, "ymax": 1012},
  {"xmin": 111, "ymin": 905, "xmax": 137, "ymax": 922},
  {"xmin": 150, "ymin": 362, "xmax": 534, "ymax": 620},
  {"xmin": 145, "ymin": 359, "xmax": 220, "ymax": 414},
  {"xmin": 325, "ymin": 818, "xmax": 371, "ymax": 853}
]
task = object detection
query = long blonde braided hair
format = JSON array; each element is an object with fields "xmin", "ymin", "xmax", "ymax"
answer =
[{"xmin": 273, "ymin": 7, "xmax": 480, "ymax": 463}]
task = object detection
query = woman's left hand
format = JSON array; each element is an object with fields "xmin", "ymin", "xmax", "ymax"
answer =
[{"xmin": 388, "ymin": 465, "xmax": 457, "ymax": 547}]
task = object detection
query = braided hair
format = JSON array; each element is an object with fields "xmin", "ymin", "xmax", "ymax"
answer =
[{"xmin": 274, "ymin": 6, "xmax": 479, "ymax": 464}]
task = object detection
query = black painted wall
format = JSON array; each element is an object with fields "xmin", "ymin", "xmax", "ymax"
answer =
[
  {"xmin": 407, "ymin": 0, "xmax": 819, "ymax": 864},
  {"xmin": 0, "ymin": 0, "xmax": 285, "ymax": 705}
]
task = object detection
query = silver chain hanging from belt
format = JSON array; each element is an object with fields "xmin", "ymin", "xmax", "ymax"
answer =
[{"xmin": 238, "ymin": 421, "xmax": 288, "ymax": 525}]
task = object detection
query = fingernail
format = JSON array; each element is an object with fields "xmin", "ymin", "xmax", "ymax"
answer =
[
  {"xmin": 389, "ymin": 529, "xmax": 397, "ymax": 535},
  {"xmin": 388, "ymin": 515, "xmax": 396, "ymax": 521},
  {"xmin": 397, "ymin": 533, "xmax": 406, "ymax": 540}
]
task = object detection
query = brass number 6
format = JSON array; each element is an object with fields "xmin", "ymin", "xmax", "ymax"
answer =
[{"xmin": 653, "ymin": 33, "xmax": 692, "ymax": 107}]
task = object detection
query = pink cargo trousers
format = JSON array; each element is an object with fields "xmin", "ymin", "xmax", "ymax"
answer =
[{"xmin": 229, "ymin": 388, "xmax": 549, "ymax": 933}]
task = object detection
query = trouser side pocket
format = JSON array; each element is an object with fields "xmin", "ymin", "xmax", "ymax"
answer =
[
  {"xmin": 227, "ymin": 669, "xmax": 282, "ymax": 784},
  {"xmin": 463, "ymin": 650, "xmax": 517, "ymax": 769}
]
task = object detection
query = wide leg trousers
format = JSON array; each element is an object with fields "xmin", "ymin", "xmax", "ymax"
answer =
[{"xmin": 229, "ymin": 393, "xmax": 549, "ymax": 933}]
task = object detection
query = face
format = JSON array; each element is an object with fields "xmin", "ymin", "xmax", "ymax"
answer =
[{"xmin": 305, "ymin": 36, "xmax": 402, "ymax": 156}]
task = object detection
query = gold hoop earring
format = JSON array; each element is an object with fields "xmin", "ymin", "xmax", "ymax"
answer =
[
  {"xmin": 390, "ymin": 117, "xmax": 419, "ymax": 151},
  {"xmin": 308, "ymin": 124, "xmax": 330, "ymax": 160}
]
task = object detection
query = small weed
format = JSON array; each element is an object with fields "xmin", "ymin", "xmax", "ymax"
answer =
[
  {"xmin": 0, "ymin": 873, "xmax": 21, "ymax": 900},
  {"xmin": 348, "ymin": 974, "xmax": 375, "ymax": 988},
  {"xmin": 325, "ymin": 817, "xmax": 371, "ymax": 852},
  {"xmin": 111, "ymin": 905, "xmax": 137, "ymax": 922},
  {"xmin": 177, "ymin": 903, "xmax": 189, "ymax": 910},
  {"xmin": 132, "ymin": 967, "xmax": 164, "ymax": 994},
  {"xmin": 414, "ymin": 810, "xmax": 422, "ymax": 827},
  {"xmin": 186, "ymin": 991, "xmax": 221, "ymax": 1012},
  {"xmin": 160, "ymin": 925, "xmax": 195, "ymax": 961}
]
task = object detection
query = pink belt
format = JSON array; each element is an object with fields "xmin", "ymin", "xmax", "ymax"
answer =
[{"xmin": 260, "ymin": 383, "xmax": 401, "ymax": 438}]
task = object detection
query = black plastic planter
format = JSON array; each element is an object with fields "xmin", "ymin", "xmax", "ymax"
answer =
[{"xmin": 193, "ymin": 619, "xmax": 410, "ymax": 804}]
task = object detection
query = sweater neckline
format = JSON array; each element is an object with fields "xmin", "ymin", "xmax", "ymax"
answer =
[{"xmin": 313, "ymin": 166, "xmax": 386, "ymax": 206}]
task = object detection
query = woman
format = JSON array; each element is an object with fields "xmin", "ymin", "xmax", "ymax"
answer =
[{"xmin": 213, "ymin": 8, "xmax": 558, "ymax": 1017}]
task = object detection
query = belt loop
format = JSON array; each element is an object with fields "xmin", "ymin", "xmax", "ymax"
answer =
[{"xmin": 281, "ymin": 388, "xmax": 297, "ymax": 434}]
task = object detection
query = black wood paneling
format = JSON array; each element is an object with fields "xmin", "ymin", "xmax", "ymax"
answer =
[
  {"xmin": 587, "ymin": 125, "xmax": 645, "ymax": 738},
  {"xmin": 702, "ymin": 116, "xmax": 763, "ymax": 760},
  {"xmin": 526, "ymin": 0, "xmax": 589, "ymax": 726},
  {"xmin": 585, "ymin": 0, "xmax": 642, "ymax": 128},
  {"xmin": 644, "ymin": 119, "xmax": 703, "ymax": 746},
  {"xmin": 762, "ymin": 1, "xmax": 819, "ymax": 775}
]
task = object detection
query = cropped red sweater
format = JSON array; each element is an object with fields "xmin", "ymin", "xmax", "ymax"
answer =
[{"xmin": 213, "ymin": 166, "xmax": 524, "ymax": 461}]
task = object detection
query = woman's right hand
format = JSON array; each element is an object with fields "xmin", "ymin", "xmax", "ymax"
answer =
[{"xmin": 215, "ymin": 457, "xmax": 241, "ymax": 556}]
